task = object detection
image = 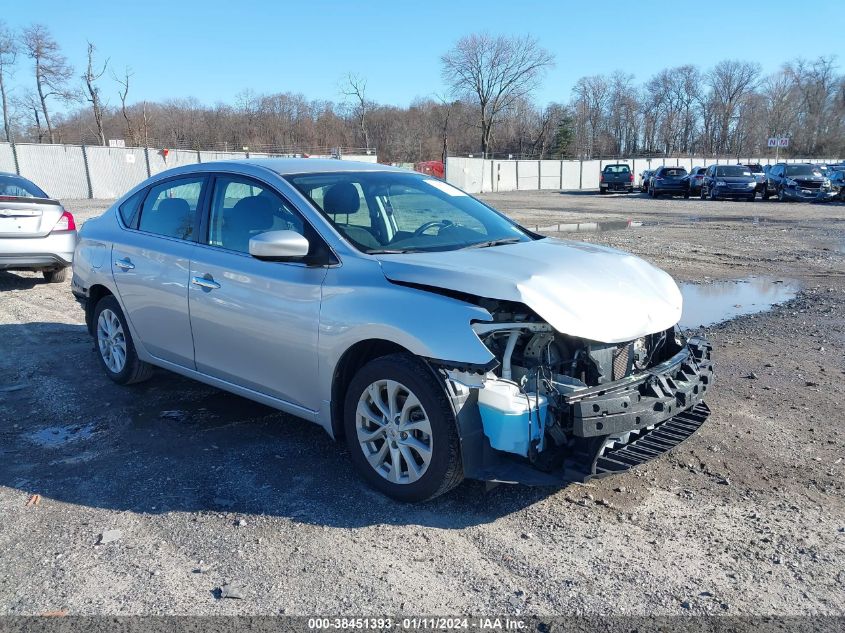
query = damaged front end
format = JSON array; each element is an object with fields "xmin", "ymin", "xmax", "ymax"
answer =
[{"xmin": 433, "ymin": 300, "xmax": 713, "ymax": 486}]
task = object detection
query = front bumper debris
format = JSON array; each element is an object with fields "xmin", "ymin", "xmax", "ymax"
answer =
[
  {"xmin": 460, "ymin": 338, "xmax": 714, "ymax": 486},
  {"xmin": 782, "ymin": 187, "xmax": 837, "ymax": 202},
  {"xmin": 566, "ymin": 337, "xmax": 713, "ymax": 438}
]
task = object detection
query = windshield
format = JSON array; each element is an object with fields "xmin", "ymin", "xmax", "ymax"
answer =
[
  {"xmin": 785, "ymin": 165, "xmax": 823, "ymax": 177},
  {"xmin": 285, "ymin": 171, "xmax": 531, "ymax": 254},
  {"xmin": 0, "ymin": 175, "xmax": 48, "ymax": 199},
  {"xmin": 715, "ymin": 166, "xmax": 752, "ymax": 177},
  {"xmin": 660, "ymin": 168, "xmax": 687, "ymax": 178},
  {"xmin": 603, "ymin": 165, "xmax": 630, "ymax": 173}
]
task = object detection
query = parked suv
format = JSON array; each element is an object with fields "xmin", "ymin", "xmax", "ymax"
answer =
[
  {"xmin": 700, "ymin": 165, "xmax": 758, "ymax": 201},
  {"xmin": 762, "ymin": 163, "xmax": 837, "ymax": 202},
  {"xmin": 649, "ymin": 166, "xmax": 689, "ymax": 198},
  {"xmin": 599, "ymin": 163, "xmax": 634, "ymax": 193},
  {"xmin": 0, "ymin": 172, "xmax": 77, "ymax": 282},
  {"xmin": 72, "ymin": 159, "xmax": 713, "ymax": 501}
]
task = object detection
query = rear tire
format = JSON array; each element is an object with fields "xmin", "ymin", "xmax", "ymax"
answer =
[
  {"xmin": 42, "ymin": 268, "xmax": 67, "ymax": 283},
  {"xmin": 92, "ymin": 295, "xmax": 154, "ymax": 385},
  {"xmin": 343, "ymin": 353, "xmax": 463, "ymax": 502}
]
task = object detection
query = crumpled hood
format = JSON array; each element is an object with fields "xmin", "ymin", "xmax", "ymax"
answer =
[{"xmin": 376, "ymin": 238, "xmax": 682, "ymax": 344}]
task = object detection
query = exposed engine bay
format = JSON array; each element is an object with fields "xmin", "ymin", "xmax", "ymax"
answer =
[{"xmin": 440, "ymin": 298, "xmax": 713, "ymax": 483}]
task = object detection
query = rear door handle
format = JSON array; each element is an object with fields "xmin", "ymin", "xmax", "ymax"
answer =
[
  {"xmin": 191, "ymin": 275, "xmax": 220, "ymax": 290},
  {"xmin": 114, "ymin": 258, "xmax": 135, "ymax": 270}
]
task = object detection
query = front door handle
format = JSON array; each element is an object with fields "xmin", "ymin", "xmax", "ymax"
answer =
[
  {"xmin": 114, "ymin": 258, "xmax": 135, "ymax": 270},
  {"xmin": 191, "ymin": 275, "xmax": 220, "ymax": 290}
]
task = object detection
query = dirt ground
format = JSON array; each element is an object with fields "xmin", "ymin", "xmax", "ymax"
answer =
[{"xmin": 0, "ymin": 190, "xmax": 843, "ymax": 616}]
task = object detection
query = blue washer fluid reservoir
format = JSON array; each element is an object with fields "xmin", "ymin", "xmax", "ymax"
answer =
[{"xmin": 477, "ymin": 380, "xmax": 547, "ymax": 457}]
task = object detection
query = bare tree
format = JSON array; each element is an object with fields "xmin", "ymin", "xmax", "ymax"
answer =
[
  {"xmin": 706, "ymin": 60, "xmax": 760, "ymax": 154},
  {"xmin": 21, "ymin": 24, "xmax": 75, "ymax": 143},
  {"xmin": 341, "ymin": 73, "xmax": 370, "ymax": 149},
  {"xmin": 0, "ymin": 21, "xmax": 16, "ymax": 142},
  {"xmin": 113, "ymin": 67, "xmax": 136, "ymax": 145},
  {"xmin": 441, "ymin": 33, "xmax": 554, "ymax": 157},
  {"xmin": 82, "ymin": 42, "xmax": 108, "ymax": 146}
]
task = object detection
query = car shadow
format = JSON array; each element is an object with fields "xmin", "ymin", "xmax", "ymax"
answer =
[
  {"xmin": 0, "ymin": 270, "xmax": 50, "ymax": 290},
  {"xmin": 0, "ymin": 322, "xmax": 557, "ymax": 529}
]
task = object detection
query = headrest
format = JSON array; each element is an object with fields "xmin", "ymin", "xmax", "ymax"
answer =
[
  {"xmin": 231, "ymin": 195, "xmax": 275, "ymax": 231},
  {"xmin": 323, "ymin": 182, "xmax": 360, "ymax": 215},
  {"xmin": 157, "ymin": 197, "xmax": 190, "ymax": 216}
]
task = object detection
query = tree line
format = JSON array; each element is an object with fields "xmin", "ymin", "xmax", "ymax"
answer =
[{"xmin": 0, "ymin": 23, "xmax": 842, "ymax": 162}]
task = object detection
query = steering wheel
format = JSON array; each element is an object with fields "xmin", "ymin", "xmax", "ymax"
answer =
[{"xmin": 413, "ymin": 219, "xmax": 453, "ymax": 237}]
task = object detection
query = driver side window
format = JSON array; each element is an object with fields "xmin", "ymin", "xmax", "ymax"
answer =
[{"xmin": 207, "ymin": 177, "xmax": 305, "ymax": 254}]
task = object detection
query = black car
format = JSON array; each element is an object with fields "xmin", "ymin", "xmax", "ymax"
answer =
[
  {"xmin": 700, "ymin": 165, "xmax": 758, "ymax": 201},
  {"xmin": 762, "ymin": 163, "xmax": 837, "ymax": 202},
  {"xmin": 649, "ymin": 166, "xmax": 689, "ymax": 198},
  {"xmin": 685, "ymin": 166, "xmax": 706, "ymax": 195},
  {"xmin": 744, "ymin": 163, "xmax": 766, "ymax": 194}
]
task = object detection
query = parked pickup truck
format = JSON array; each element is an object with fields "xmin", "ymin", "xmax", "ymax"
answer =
[{"xmin": 599, "ymin": 164, "xmax": 634, "ymax": 194}]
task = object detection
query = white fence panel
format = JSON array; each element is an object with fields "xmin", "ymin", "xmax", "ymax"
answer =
[
  {"xmin": 678, "ymin": 157, "xmax": 694, "ymax": 172},
  {"xmin": 516, "ymin": 160, "xmax": 538, "ymax": 190},
  {"xmin": 16, "ymin": 143, "xmax": 88, "ymax": 199},
  {"xmin": 446, "ymin": 157, "xmax": 484, "ymax": 194},
  {"xmin": 482, "ymin": 160, "xmax": 495, "ymax": 193},
  {"xmin": 87, "ymin": 146, "xmax": 148, "ymax": 199},
  {"xmin": 581, "ymin": 160, "xmax": 601, "ymax": 189},
  {"xmin": 0, "ymin": 143, "xmax": 16, "ymax": 173},
  {"xmin": 494, "ymin": 161, "xmax": 517, "ymax": 191},
  {"xmin": 540, "ymin": 160, "xmax": 561, "ymax": 190},
  {"xmin": 562, "ymin": 161, "xmax": 581, "ymax": 190}
]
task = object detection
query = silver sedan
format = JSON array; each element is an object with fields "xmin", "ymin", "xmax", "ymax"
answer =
[
  {"xmin": 0, "ymin": 172, "xmax": 77, "ymax": 282},
  {"xmin": 72, "ymin": 159, "xmax": 713, "ymax": 501}
]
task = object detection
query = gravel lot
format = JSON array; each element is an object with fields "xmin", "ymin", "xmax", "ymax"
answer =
[{"xmin": 1, "ymin": 190, "xmax": 843, "ymax": 616}]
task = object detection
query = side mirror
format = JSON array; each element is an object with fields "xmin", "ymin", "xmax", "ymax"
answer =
[{"xmin": 249, "ymin": 230, "xmax": 310, "ymax": 261}]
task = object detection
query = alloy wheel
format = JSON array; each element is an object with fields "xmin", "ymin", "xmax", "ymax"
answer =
[
  {"xmin": 97, "ymin": 308, "xmax": 127, "ymax": 373},
  {"xmin": 355, "ymin": 379, "xmax": 433, "ymax": 485}
]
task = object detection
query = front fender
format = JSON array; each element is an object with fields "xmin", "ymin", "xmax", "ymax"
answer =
[{"xmin": 316, "ymin": 259, "xmax": 495, "ymax": 429}]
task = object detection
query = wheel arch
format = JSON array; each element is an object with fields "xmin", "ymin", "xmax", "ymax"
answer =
[
  {"xmin": 330, "ymin": 338, "xmax": 420, "ymax": 440},
  {"xmin": 85, "ymin": 283, "xmax": 116, "ymax": 335}
]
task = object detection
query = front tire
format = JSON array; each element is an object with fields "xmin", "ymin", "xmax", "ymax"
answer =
[
  {"xmin": 93, "ymin": 295, "xmax": 154, "ymax": 385},
  {"xmin": 343, "ymin": 353, "xmax": 463, "ymax": 502},
  {"xmin": 42, "ymin": 268, "xmax": 67, "ymax": 283}
]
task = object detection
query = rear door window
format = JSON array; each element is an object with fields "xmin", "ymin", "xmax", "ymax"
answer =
[{"xmin": 138, "ymin": 178, "xmax": 205, "ymax": 240}]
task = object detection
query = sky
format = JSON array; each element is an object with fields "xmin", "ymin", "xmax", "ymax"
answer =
[{"xmin": 2, "ymin": 0, "xmax": 843, "ymax": 113}]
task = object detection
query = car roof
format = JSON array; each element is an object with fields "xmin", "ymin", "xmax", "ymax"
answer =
[{"xmin": 195, "ymin": 158, "xmax": 403, "ymax": 176}]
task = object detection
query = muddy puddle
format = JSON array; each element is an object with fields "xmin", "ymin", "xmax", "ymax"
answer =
[
  {"xmin": 679, "ymin": 277, "xmax": 800, "ymax": 329},
  {"xmin": 28, "ymin": 422, "xmax": 96, "ymax": 448}
]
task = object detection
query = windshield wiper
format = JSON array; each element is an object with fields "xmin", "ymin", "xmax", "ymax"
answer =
[
  {"xmin": 463, "ymin": 238, "xmax": 523, "ymax": 250},
  {"xmin": 366, "ymin": 248, "xmax": 417, "ymax": 254}
]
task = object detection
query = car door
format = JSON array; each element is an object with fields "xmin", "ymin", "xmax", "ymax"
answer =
[
  {"xmin": 188, "ymin": 174, "xmax": 329, "ymax": 410},
  {"xmin": 111, "ymin": 175, "xmax": 206, "ymax": 368}
]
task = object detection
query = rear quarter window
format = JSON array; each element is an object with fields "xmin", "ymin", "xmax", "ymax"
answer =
[{"xmin": 118, "ymin": 189, "xmax": 145, "ymax": 228}]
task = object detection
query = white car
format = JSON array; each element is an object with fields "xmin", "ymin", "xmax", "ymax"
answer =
[{"xmin": 0, "ymin": 172, "xmax": 77, "ymax": 282}]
